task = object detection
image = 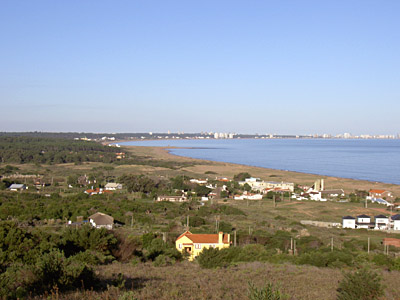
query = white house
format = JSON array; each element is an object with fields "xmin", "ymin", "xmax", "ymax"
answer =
[
  {"xmin": 190, "ymin": 178, "xmax": 208, "ymax": 185},
  {"xmin": 9, "ymin": 184, "xmax": 27, "ymax": 191},
  {"xmin": 391, "ymin": 214, "xmax": 400, "ymax": 231},
  {"xmin": 374, "ymin": 215, "xmax": 389, "ymax": 230},
  {"xmin": 356, "ymin": 214, "xmax": 372, "ymax": 229},
  {"xmin": 89, "ymin": 212, "xmax": 114, "ymax": 230},
  {"xmin": 342, "ymin": 216, "xmax": 356, "ymax": 229},
  {"xmin": 157, "ymin": 195, "xmax": 187, "ymax": 202},
  {"xmin": 239, "ymin": 178, "xmax": 294, "ymax": 193},
  {"xmin": 104, "ymin": 183, "xmax": 122, "ymax": 190},
  {"xmin": 234, "ymin": 192, "xmax": 262, "ymax": 200}
]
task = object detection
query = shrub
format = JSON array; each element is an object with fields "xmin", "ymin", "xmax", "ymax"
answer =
[
  {"xmin": 337, "ymin": 267, "xmax": 384, "ymax": 300},
  {"xmin": 34, "ymin": 249, "xmax": 96, "ymax": 292},
  {"xmin": 247, "ymin": 281, "xmax": 288, "ymax": 300},
  {"xmin": 197, "ymin": 247, "xmax": 228, "ymax": 269},
  {"xmin": 153, "ymin": 254, "xmax": 175, "ymax": 267}
]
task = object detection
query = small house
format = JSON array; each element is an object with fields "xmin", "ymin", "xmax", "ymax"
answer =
[
  {"xmin": 321, "ymin": 189, "xmax": 345, "ymax": 198},
  {"xmin": 89, "ymin": 212, "xmax": 114, "ymax": 230},
  {"xmin": 342, "ymin": 216, "xmax": 356, "ymax": 229},
  {"xmin": 104, "ymin": 183, "xmax": 122, "ymax": 190},
  {"xmin": 356, "ymin": 214, "xmax": 372, "ymax": 229},
  {"xmin": 391, "ymin": 214, "xmax": 400, "ymax": 231},
  {"xmin": 157, "ymin": 195, "xmax": 187, "ymax": 202},
  {"xmin": 9, "ymin": 184, "xmax": 27, "ymax": 191},
  {"xmin": 369, "ymin": 189, "xmax": 392, "ymax": 199},
  {"xmin": 374, "ymin": 215, "xmax": 389, "ymax": 230},
  {"xmin": 175, "ymin": 231, "xmax": 230, "ymax": 261}
]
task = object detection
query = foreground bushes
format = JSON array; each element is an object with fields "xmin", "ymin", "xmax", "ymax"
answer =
[
  {"xmin": 337, "ymin": 267, "xmax": 384, "ymax": 300},
  {"xmin": 0, "ymin": 249, "xmax": 96, "ymax": 299},
  {"xmin": 0, "ymin": 222, "xmax": 117, "ymax": 298}
]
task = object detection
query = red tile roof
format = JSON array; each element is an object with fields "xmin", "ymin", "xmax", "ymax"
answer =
[
  {"xmin": 176, "ymin": 231, "xmax": 229, "ymax": 244},
  {"xmin": 370, "ymin": 189, "xmax": 387, "ymax": 194}
]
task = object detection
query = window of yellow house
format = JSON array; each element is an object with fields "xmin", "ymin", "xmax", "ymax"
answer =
[
  {"xmin": 195, "ymin": 244, "xmax": 201, "ymax": 249},
  {"xmin": 178, "ymin": 244, "xmax": 182, "ymax": 249}
]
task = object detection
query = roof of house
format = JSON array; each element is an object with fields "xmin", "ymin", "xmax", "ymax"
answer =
[
  {"xmin": 357, "ymin": 214, "xmax": 370, "ymax": 218},
  {"xmin": 391, "ymin": 214, "xmax": 400, "ymax": 220},
  {"xmin": 342, "ymin": 216, "xmax": 356, "ymax": 220},
  {"xmin": 176, "ymin": 231, "xmax": 229, "ymax": 244},
  {"xmin": 89, "ymin": 212, "xmax": 114, "ymax": 225},
  {"xmin": 158, "ymin": 195, "xmax": 186, "ymax": 199},
  {"xmin": 321, "ymin": 189, "xmax": 344, "ymax": 194},
  {"xmin": 370, "ymin": 189, "xmax": 387, "ymax": 194},
  {"xmin": 375, "ymin": 214, "xmax": 388, "ymax": 219},
  {"xmin": 105, "ymin": 182, "xmax": 121, "ymax": 188},
  {"xmin": 86, "ymin": 188, "xmax": 101, "ymax": 194},
  {"xmin": 9, "ymin": 184, "xmax": 25, "ymax": 189}
]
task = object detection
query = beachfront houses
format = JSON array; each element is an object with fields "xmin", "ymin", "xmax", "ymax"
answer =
[
  {"xmin": 238, "ymin": 177, "xmax": 294, "ymax": 193},
  {"xmin": 342, "ymin": 214, "xmax": 397, "ymax": 231},
  {"xmin": 175, "ymin": 231, "xmax": 230, "ymax": 261}
]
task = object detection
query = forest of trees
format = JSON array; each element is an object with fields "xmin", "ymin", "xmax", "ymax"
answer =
[{"xmin": 0, "ymin": 136, "xmax": 121, "ymax": 164}]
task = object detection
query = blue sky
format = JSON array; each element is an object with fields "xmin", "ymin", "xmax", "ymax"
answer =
[{"xmin": 1, "ymin": 1, "xmax": 399, "ymax": 135}]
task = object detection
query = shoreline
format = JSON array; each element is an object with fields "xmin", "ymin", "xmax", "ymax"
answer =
[{"xmin": 122, "ymin": 145, "xmax": 400, "ymax": 196}]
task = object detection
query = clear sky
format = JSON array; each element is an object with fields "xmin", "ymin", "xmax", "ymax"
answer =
[{"xmin": 1, "ymin": 1, "xmax": 399, "ymax": 135}]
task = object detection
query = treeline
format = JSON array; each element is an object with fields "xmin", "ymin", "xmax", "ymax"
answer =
[{"xmin": 0, "ymin": 136, "xmax": 120, "ymax": 164}]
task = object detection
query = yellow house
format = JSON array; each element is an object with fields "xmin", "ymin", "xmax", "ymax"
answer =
[{"xmin": 176, "ymin": 231, "xmax": 230, "ymax": 261}]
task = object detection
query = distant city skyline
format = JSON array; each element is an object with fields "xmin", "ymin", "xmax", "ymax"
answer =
[{"xmin": 1, "ymin": 1, "xmax": 400, "ymax": 135}]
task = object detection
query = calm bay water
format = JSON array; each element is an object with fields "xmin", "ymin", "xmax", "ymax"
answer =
[{"xmin": 120, "ymin": 139, "xmax": 400, "ymax": 185}]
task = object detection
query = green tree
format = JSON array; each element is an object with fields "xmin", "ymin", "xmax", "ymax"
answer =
[
  {"xmin": 337, "ymin": 267, "xmax": 384, "ymax": 300},
  {"xmin": 233, "ymin": 172, "xmax": 252, "ymax": 182}
]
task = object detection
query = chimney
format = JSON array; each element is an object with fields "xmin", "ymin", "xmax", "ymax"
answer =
[{"xmin": 218, "ymin": 231, "xmax": 223, "ymax": 244}]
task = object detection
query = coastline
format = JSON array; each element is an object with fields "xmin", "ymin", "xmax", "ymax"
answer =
[{"xmin": 122, "ymin": 145, "xmax": 400, "ymax": 196}]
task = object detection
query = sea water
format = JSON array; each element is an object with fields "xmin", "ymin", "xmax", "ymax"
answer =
[{"xmin": 120, "ymin": 139, "xmax": 400, "ymax": 185}]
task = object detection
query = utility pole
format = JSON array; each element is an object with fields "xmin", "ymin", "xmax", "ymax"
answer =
[
  {"xmin": 367, "ymin": 237, "xmax": 370, "ymax": 254},
  {"xmin": 273, "ymin": 195, "xmax": 276, "ymax": 207},
  {"xmin": 131, "ymin": 215, "xmax": 133, "ymax": 228},
  {"xmin": 187, "ymin": 215, "xmax": 189, "ymax": 230},
  {"xmin": 331, "ymin": 237, "xmax": 334, "ymax": 252},
  {"xmin": 234, "ymin": 230, "xmax": 237, "ymax": 247},
  {"xmin": 365, "ymin": 197, "xmax": 367, "ymax": 208},
  {"xmin": 289, "ymin": 238, "xmax": 293, "ymax": 255}
]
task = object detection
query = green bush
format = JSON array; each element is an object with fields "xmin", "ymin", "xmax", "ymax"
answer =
[
  {"xmin": 247, "ymin": 281, "xmax": 288, "ymax": 300},
  {"xmin": 297, "ymin": 250, "xmax": 354, "ymax": 268},
  {"xmin": 196, "ymin": 247, "xmax": 229, "ymax": 269},
  {"xmin": 35, "ymin": 249, "xmax": 96, "ymax": 292},
  {"xmin": 153, "ymin": 254, "xmax": 176, "ymax": 267},
  {"xmin": 337, "ymin": 267, "xmax": 384, "ymax": 300}
]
